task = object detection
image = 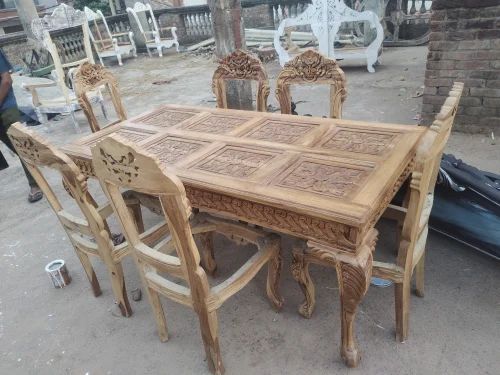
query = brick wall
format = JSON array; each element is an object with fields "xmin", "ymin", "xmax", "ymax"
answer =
[{"xmin": 422, "ymin": 0, "xmax": 500, "ymax": 133}]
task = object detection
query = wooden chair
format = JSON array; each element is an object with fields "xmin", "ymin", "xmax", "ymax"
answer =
[
  {"xmin": 275, "ymin": 49, "xmax": 347, "ymax": 119},
  {"xmin": 84, "ymin": 7, "xmax": 137, "ymax": 66},
  {"xmin": 26, "ymin": 22, "xmax": 105, "ymax": 132},
  {"xmin": 7, "ymin": 123, "xmax": 152, "ymax": 317},
  {"xmin": 291, "ymin": 82, "xmax": 464, "ymax": 342},
  {"xmin": 74, "ymin": 62, "xmax": 126, "ymax": 133},
  {"xmin": 212, "ymin": 49, "xmax": 270, "ymax": 112},
  {"xmin": 91, "ymin": 135, "xmax": 283, "ymax": 374},
  {"xmin": 126, "ymin": 2, "xmax": 179, "ymax": 57}
]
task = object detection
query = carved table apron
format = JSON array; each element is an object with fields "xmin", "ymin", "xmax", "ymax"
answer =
[{"xmin": 61, "ymin": 104, "xmax": 424, "ymax": 367}]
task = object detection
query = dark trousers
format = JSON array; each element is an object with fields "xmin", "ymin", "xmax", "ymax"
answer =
[{"xmin": 0, "ymin": 107, "xmax": 38, "ymax": 187}]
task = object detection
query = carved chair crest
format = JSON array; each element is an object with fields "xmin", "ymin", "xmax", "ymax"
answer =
[
  {"xmin": 31, "ymin": 4, "xmax": 85, "ymax": 45},
  {"xmin": 275, "ymin": 49, "xmax": 347, "ymax": 118},
  {"xmin": 74, "ymin": 62, "xmax": 126, "ymax": 133},
  {"xmin": 212, "ymin": 49, "xmax": 270, "ymax": 112}
]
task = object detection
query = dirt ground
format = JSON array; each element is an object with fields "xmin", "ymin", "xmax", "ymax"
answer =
[{"xmin": 1, "ymin": 46, "xmax": 499, "ymax": 375}]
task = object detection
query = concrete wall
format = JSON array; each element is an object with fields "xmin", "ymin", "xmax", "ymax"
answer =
[{"xmin": 422, "ymin": 0, "xmax": 500, "ymax": 133}]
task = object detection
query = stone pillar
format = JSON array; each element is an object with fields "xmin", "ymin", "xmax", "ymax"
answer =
[
  {"xmin": 208, "ymin": 0, "xmax": 252, "ymax": 110},
  {"xmin": 14, "ymin": 0, "xmax": 38, "ymax": 40},
  {"xmin": 421, "ymin": 0, "xmax": 500, "ymax": 133}
]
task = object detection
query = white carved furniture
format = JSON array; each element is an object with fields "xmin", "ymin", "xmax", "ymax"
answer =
[
  {"xmin": 84, "ymin": 7, "xmax": 137, "ymax": 66},
  {"xmin": 29, "ymin": 14, "xmax": 105, "ymax": 132},
  {"xmin": 62, "ymin": 104, "xmax": 425, "ymax": 368},
  {"xmin": 273, "ymin": 0, "xmax": 384, "ymax": 72},
  {"xmin": 126, "ymin": 2, "xmax": 179, "ymax": 57}
]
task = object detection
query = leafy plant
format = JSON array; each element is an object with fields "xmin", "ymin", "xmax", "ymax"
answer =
[{"xmin": 73, "ymin": 0, "xmax": 111, "ymax": 16}]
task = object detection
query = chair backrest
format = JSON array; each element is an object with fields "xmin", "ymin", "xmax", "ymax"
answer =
[
  {"xmin": 399, "ymin": 82, "xmax": 464, "ymax": 266},
  {"xmin": 126, "ymin": 2, "xmax": 158, "ymax": 42},
  {"xmin": 91, "ymin": 135, "xmax": 207, "ymax": 297},
  {"xmin": 32, "ymin": 24, "xmax": 94, "ymax": 105},
  {"xmin": 84, "ymin": 7, "xmax": 114, "ymax": 52},
  {"xmin": 74, "ymin": 62, "xmax": 126, "ymax": 133},
  {"xmin": 275, "ymin": 49, "xmax": 347, "ymax": 118},
  {"xmin": 7, "ymin": 123, "xmax": 113, "ymax": 250},
  {"xmin": 212, "ymin": 49, "xmax": 270, "ymax": 112}
]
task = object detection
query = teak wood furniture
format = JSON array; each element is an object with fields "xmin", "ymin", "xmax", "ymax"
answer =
[
  {"xmin": 212, "ymin": 49, "xmax": 270, "ymax": 112},
  {"xmin": 91, "ymin": 135, "xmax": 283, "ymax": 374},
  {"xmin": 61, "ymin": 104, "xmax": 425, "ymax": 367},
  {"xmin": 291, "ymin": 83, "xmax": 463, "ymax": 343},
  {"xmin": 7, "ymin": 123, "xmax": 148, "ymax": 317},
  {"xmin": 74, "ymin": 62, "xmax": 126, "ymax": 133},
  {"xmin": 126, "ymin": 2, "xmax": 179, "ymax": 57},
  {"xmin": 276, "ymin": 50, "xmax": 347, "ymax": 118}
]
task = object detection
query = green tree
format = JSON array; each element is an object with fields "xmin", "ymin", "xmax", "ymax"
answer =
[{"xmin": 73, "ymin": 0, "xmax": 111, "ymax": 16}]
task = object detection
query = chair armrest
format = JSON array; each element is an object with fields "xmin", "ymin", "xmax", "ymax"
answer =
[{"xmin": 22, "ymin": 81, "xmax": 57, "ymax": 90}]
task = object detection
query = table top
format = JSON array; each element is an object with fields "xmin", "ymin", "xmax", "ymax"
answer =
[{"xmin": 62, "ymin": 105, "xmax": 424, "ymax": 248}]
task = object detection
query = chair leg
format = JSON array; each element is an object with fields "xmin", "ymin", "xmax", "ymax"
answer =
[
  {"xmin": 117, "ymin": 54, "xmax": 123, "ymax": 66},
  {"xmin": 146, "ymin": 286, "xmax": 168, "ymax": 342},
  {"xmin": 128, "ymin": 203, "xmax": 144, "ymax": 234},
  {"xmin": 395, "ymin": 277, "xmax": 411, "ymax": 342},
  {"xmin": 69, "ymin": 110, "xmax": 81, "ymax": 133},
  {"xmin": 291, "ymin": 248, "xmax": 316, "ymax": 318},
  {"xmin": 107, "ymin": 262, "xmax": 132, "ymax": 317},
  {"xmin": 266, "ymin": 235, "xmax": 283, "ymax": 311},
  {"xmin": 75, "ymin": 249, "xmax": 102, "ymax": 297},
  {"xmin": 414, "ymin": 252, "xmax": 425, "ymax": 298},
  {"xmin": 196, "ymin": 307, "xmax": 224, "ymax": 375},
  {"xmin": 198, "ymin": 232, "xmax": 217, "ymax": 276},
  {"xmin": 157, "ymin": 46, "xmax": 163, "ymax": 57}
]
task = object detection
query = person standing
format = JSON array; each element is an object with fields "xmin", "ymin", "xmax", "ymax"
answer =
[{"xmin": 0, "ymin": 49, "xmax": 43, "ymax": 202}]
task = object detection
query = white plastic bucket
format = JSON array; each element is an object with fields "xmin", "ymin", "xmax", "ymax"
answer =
[{"xmin": 45, "ymin": 259, "xmax": 71, "ymax": 288}]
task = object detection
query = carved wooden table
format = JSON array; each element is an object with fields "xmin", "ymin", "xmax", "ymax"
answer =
[{"xmin": 61, "ymin": 104, "xmax": 424, "ymax": 367}]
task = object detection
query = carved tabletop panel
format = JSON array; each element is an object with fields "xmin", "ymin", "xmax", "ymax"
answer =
[
  {"xmin": 146, "ymin": 136, "xmax": 209, "ymax": 166},
  {"xmin": 182, "ymin": 114, "xmax": 249, "ymax": 134},
  {"xmin": 273, "ymin": 158, "xmax": 371, "ymax": 198},
  {"xmin": 83, "ymin": 128, "xmax": 154, "ymax": 147},
  {"xmin": 319, "ymin": 129, "xmax": 396, "ymax": 155},
  {"xmin": 190, "ymin": 145, "xmax": 278, "ymax": 178},
  {"xmin": 133, "ymin": 108, "xmax": 200, "ymax": 127},
  {"xmin": 243, "ymin": 119, "xmax": 318, "ymax": 144}
]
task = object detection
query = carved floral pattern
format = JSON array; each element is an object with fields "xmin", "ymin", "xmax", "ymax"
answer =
[
  {"xmin": 276, "ymin": 160, "xmax": 369, "ymax": 198},
  {"xmin": 183, "ymin": 115, "xmax": 248, "ymax": 134},
  {"xmin": 193, "ymin": 148, "xmax": 274, "ymax": 178},
  {"xmin": 212, "ymin": 49, "xmax": 270, "ymax": 112},
  {"xmin": 185, "ymin": 186, "xmax": 357, "ymax": 251},
  {"xmin": 321, "ymin": 130, "xmax": 395, "ymax": 155},
  {"xmin": 276, "ymin": 50, "xmax": 347, "ymax": 118},
  {"xmin": 98, "ymin": 148, "xmax": 140, "ymax": 184},
  {"xmin": 147, "ymin": 138, "xmax": 207, "ymax": 165},
  {"xmin": 135, "ymin": 109, "xmax": 198, "ymax": 127},
  {"xmin": 244, "ymin": 120, "xmax": 317, "ymax": 144}
]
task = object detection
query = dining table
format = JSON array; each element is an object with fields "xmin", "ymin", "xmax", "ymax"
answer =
[{"xmin": 61, "ymin": 104, "xmax": 425, "ymax": 367}]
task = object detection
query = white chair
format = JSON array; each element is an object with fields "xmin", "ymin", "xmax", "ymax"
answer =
[
  {"xmin": 28, "ymin": 16, "xmax": 105, "ymax": 132},
  {"xmin": 126, "ymin": 2, "xmax": 179, "ymax": 57},
  {"xmin": 273, "ymin": 0, "xmax": 384, "ymax": 72},
  {"xmin": 84, "ymin": 7, "xmax": 137, "ymax": 66}
]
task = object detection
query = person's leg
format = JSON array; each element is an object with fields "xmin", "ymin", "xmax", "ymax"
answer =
[{"xmin": 0, "ymin": 108, "xmax": 42, "ymax": 202}]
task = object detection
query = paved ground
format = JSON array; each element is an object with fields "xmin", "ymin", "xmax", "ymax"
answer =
[{"xmin": 1, "ymin": 46, "xmax": 499, "ymax": 375}]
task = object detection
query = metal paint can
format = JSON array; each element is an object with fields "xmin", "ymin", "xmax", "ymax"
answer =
[{"xmin": 45, "ymin": 259, "xmax": 72, "ymax": 288}]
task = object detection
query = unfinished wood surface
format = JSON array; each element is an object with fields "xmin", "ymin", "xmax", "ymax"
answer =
[
  {"xmin": 62, "ymin": 103, "xmax": 425, "ymax": 367},
  {"xmin": 276, "ymin": 50, "xmax": 347, "ymax": 118},
  {"xmin": 91, "ymin": 135, "xmax": 283, "ymax": 374},
  {"xmin": 212, "ymin": 49, "xmax": 270, "ymax": 112},
  {"xmin": 7, "ymin": 123, "xmax": 150, "ymax": 317},
  {"xmin": 74, "ymin": 62, "xmax": 126, "ymax": 133},
  {"xmin": 292, "ymin": 82, "xmax": 464, "ymax": 347}
]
